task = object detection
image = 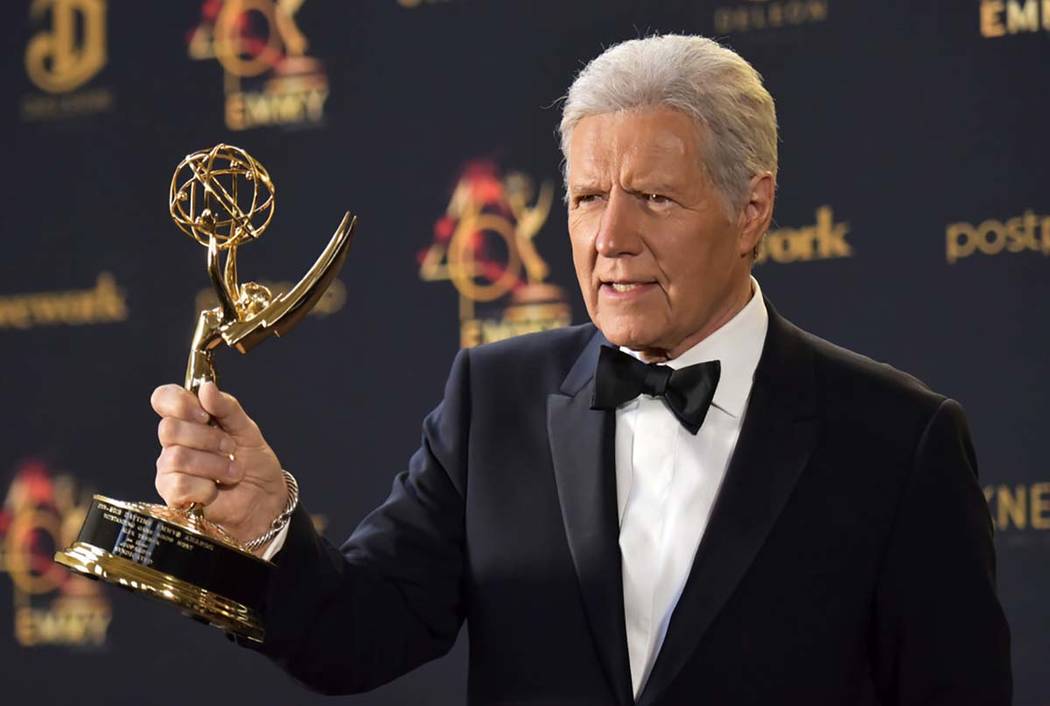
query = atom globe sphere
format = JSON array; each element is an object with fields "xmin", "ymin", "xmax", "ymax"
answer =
[{"xmin": 169, "ymin": 143, "xmax": 276, "ymax": 250}]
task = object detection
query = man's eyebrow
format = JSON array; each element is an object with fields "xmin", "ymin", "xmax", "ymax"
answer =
[
  {"xmin": 618, "ymin": 182, "xmax": 678, "ymax": 200},
  {"xmin": 567, "ymin": 181, "xmax": 605, "ymax": 193}
]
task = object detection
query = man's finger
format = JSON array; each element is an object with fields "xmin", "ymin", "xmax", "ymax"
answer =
[
  {"xmin": 158, "ymin": 417, "xmax": 236, "ymax": 455},
  {"xmin": 156, "ymin": 444, "xmax": 240, "ymax": 483},
  {"xmin": 197, "ymin": 381, "xmax": 260, "ymax": 440},
  {"xmin": 155, "ymin": 470, "xmax": 220, "ymax": 509},
  {"xmin": 151, "ymin": 384, "xmax": 210, "ymax": 424}
]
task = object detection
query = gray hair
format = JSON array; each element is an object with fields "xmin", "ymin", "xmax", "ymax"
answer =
[{"xmin": 559, "ymin": 34, "xmax": 778, "ymax": 215}]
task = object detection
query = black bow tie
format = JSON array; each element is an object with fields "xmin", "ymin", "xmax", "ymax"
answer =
[{"xmin": 591, "ymin": 345, "xmax": 721, "ymax": 435}]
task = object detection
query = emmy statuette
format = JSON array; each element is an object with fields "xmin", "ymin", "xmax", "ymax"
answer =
[{"xmin": 54, "ymin": 144, "xmax": 357, "ymax": 642}]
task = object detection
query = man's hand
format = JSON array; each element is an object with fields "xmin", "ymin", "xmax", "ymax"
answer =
[{"xmin": 152, "ymin": 381, "xmax": 287, "ymax": 550}]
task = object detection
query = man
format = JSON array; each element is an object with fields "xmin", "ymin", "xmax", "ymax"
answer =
[{"xmin": 150, "ymin": 35, "xmax": 1011, "ymax": 705}]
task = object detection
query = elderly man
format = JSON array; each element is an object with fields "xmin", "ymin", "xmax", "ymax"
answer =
[{"xmin": 150, "ymin": 35, "xmax": 1011, "ymax": 705}]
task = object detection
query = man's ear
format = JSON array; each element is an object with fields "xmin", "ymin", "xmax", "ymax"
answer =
[{"xmin": 737, "ymin": 172, "xmax": 775, "ymax": 257}]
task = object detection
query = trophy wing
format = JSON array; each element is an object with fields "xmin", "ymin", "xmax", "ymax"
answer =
[{"xmin": 221, "ymin": 212, "xmax": 357, "ymax": 353}]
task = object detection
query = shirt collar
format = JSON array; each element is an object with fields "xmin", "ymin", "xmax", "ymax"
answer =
[{"xmin": 621, "ymin": 276, "xmax": 769, "ymax": 419}]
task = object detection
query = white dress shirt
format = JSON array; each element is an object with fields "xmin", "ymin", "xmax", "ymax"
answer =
[
  {"xmin": 617, "ymin": 277, "xmax": 768, "ymax": 698},
  {"xmin": 263, "ymin": 279, "xmax": 770, "ymax": 699}
]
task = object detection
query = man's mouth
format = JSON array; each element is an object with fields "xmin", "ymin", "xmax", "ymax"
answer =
[{"xmin": 600, "ymin": 280, "xmax": 657, "ymax": 297}]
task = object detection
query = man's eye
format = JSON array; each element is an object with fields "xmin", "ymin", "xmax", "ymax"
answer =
[
  {"xmin": 646, "ymin": 193, "xmax": 671, "ymax": 205},
  {"xmin": 574, "ymin": 193, "xmax": 603, "ymax": 207}
]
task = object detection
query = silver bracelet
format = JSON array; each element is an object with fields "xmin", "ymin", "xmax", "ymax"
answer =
[{"xmin": 241, "ymin": 470, "xmax": 300, "ymax": 553}]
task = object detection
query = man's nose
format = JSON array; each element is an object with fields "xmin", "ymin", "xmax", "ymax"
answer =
[{"xmin": 595, "ymin": 189, "xmax": 644, "ymax": 257}]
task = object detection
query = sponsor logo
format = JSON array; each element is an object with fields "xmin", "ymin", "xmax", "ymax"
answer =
[
  {"xmin": 419, "ymin": 161, "xmax": 571, "ymax": 348},
  {"xmin": 980, "ymin": 0, "xmax": 1050, "ymax": 37},
  {"xmin": 755, "ymin": 205, "xmax": 851, "ymax": 265},
  {"xmin": 187, "ymin": 0, "xmax": 329, "ymax": 131},
  {"xmin": 713, "ymin": 0, "xmax": 829, "ymax": 34},
  {"xmin": 0, "ymin": 460, "xmax": 112, "ymax": 647},
  {"xmin": 21, "ymin": 0, "xmax": 112, "ymax": 121},
  {"xmin": 984, "ymin": 482, "xmax": 1050, "ymax": 532},
  {"xmin": 0, "ymin": 273, "xmax": 128, "ymax": 330},
  {"xmin": 946, "ymin": 209, "xmax": 1050, "ymax": 263}
]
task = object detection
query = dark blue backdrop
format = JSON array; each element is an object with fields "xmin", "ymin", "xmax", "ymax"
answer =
[{"xmin": 1, "ymin": 1, "xmax": 1047, "ymax": 704}]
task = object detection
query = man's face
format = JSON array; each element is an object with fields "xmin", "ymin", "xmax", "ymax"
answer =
[{"xmin": 566, "ymin": 108, "xmax": 759, "ymax": 360}]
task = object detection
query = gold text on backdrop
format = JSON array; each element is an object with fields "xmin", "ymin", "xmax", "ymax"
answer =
[
  {"xmin": 983, "ymin": 482, "xmax": 1050, "ymax": 531},
  {"xmin": 946, "ymin": 210, "xmax": 1050, "ymax": 263},
  {"xmin": 755, "ymin": 206, "xmax": 851, "ymax": 265},
  {"xmin": 187, "ymin": 0, "xmax": 330, "ymax": 131},
  {"xmin": 21, "ymin": 0, "xmax": 112, "ymax": 121},
  {"xmin": 0, "ymin": 461, "xmax": 113, "ymax": 647},
  {"xmin": 0, "ymin": 273, "xmax": 127, "ymax": 330},
  {"xmin": 980, "ymin": 0, "xmax": 1050, "ymax": 37},
  {"xmin": 713, "ymin": 0, "xmax": 829, "ymax": 34},
  {"xmin": 25, "ymin": 0, "xmax": 106, "ymax": 93},
  {"xmin": 418, "ymin": 162, "xmax": 571, "ymax": 348}
]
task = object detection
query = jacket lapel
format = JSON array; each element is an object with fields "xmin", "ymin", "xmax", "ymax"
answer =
[
  {"xmin": 637, "ymin": 305, "xmax": 821, "ymax": 706},
  {"xmin": 548, "ymin": 329, "xmax": 634, "ymax": 706}
]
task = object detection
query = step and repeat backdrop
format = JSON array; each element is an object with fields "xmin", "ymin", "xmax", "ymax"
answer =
[{"xmin": 1, "ymin": 1, "xmax": 1046, "ymax": 704}]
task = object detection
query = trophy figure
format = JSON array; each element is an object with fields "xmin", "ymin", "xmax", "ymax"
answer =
[{"xmin": 54, "ymin": 144, "xmax": 357, "ymax": 642}]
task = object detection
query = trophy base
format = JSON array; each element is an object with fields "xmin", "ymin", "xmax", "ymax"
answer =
[
  {"xmin": 54, "ymin": 495, "xmax": 270, "ymax": 643},
  {"xmin": 55, "ymin": 541, "xmax": 264, "ymax": 642}
]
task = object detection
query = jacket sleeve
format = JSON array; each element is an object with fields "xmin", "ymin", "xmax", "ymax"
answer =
[
  {"xmin": 871, "ymin": 398, "xmax": 1012, "ymax": 705},
  {"xmin": 244, "ymin": 349, "xmax": 472, "ymax": 695}
]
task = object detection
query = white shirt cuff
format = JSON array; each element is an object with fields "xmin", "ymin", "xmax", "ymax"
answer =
[{"xmin": 260, "ymin": 520, "xmax": 290, "ymax": 560}]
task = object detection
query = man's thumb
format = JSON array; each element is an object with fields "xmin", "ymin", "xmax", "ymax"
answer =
[{"xmin": 198, "ymin": 381, "xmax": 258, "ymax": 440}]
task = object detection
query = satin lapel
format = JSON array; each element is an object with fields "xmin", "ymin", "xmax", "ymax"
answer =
[
  {"xmin": 547, "ymin": 330, "xmax": 633, "ymax": 706},
  {"xmin": 638, "ymin": 306, "xmax": 820, "ymax": 706}
]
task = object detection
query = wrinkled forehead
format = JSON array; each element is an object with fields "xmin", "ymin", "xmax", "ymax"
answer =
[{"xmin": 565, "ymin": 109, "xmax": 705, "ymax": 186}]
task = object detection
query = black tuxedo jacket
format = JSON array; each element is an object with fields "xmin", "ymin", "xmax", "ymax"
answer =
[{"xmin": 249, "ymin": 304, "xmax": 1011, "ymax": 705}]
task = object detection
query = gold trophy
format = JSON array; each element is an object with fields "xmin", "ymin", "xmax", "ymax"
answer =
[{"xmin": 54, "ymin": 144, "xmax": 357, "ymax": 642}]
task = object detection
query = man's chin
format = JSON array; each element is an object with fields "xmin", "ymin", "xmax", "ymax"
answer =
[{"xmin": 596, "ymin": 322, "xmax": 663, "ymax": 354}]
